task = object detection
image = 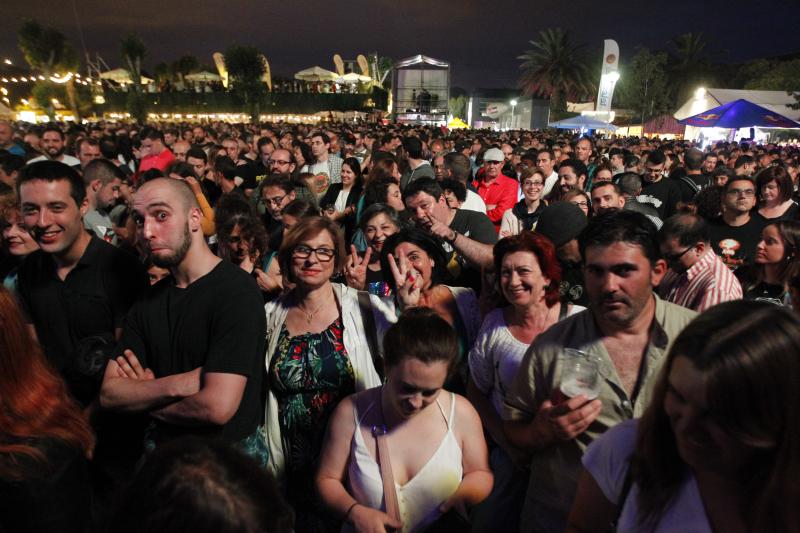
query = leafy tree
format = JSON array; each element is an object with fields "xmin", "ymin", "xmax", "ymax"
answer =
[
  {"xmin": 448, "ymin": 95, "xmax": 467, "ymax": 119},
  {"xmin": 120, "ymin": 33, "xmax": 148, "ymax": 124},
  {"xmin": 17, "ymin": 19, "xmax": 82, "ymax": 120},
  {"xmin": 616, "ymin": 48, "xmax": 672, "ymax": 124},
  {"xmin": 153, "ymin": 62, "xmax": 174, "ymax": 84},
  {"xmin": 743, "ymin": 59, "xmax": 800, "ymax": 91},
  {"xmin": 667, "ymin": 32, "xmax": 713, "ymax": 105},
  {"xmin": 224, "ymin": 45, "xmax": 266, "ymax": 122},
  {"xmin": 517, "ymin": 28, "xmax": 594, "ymax": 112},
  {"xmin": 368, "ymin": 55, "xmax": 394, "ymax": 89},
  {"xmin": 174, "ymin": 54, "xmax": 200, "ymax": 84}
]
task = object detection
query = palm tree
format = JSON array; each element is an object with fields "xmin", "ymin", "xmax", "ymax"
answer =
[
  {"xmin": 668, "ymin": 32, "xmax": 711, "ymax": 105},
  {"xmin": 224, "ymin": 45, "xmax": 266, "ymax": 123},
  {"xmin": 17, "ymin": 19, "xmax": 82, "ymax": 120},
  {"xmin": 120, "ymin": 33, "xmax": 147, "ymax": 123},
  {"xmin": 518, "ymin": 28, "xmax": 594, "ymax": 111}
]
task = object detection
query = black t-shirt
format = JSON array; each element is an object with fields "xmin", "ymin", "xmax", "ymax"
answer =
[
  {"xmin": 115, "ymin": 260, "xmax": 266, "ymax": 443},
  {"xmin": 674, "ymin": 172, "xmax": 711, "ymax": 203},
  {"xmin": 641, "ymin": 178, "xmax": 682, "ymax": 218},
  {"xmin": 235, "ymin": 159, "xmax": 258, "ymax": 191},
  {"xmin": 707, "ymin": 216, "xmax": 766, "ymax": 270},
  {"xmin": 17, "ymin": 236, "xmax": 148, "ymax": 406},
  {"xmin": 447, "ymin": 208, "xmax": 497, "ymax": 291},
  {"xmin": 559, "ymin": 260, "xmax": 590, "ymax": 307}
]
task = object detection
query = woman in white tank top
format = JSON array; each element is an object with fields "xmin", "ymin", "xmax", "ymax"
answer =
[{"xmin": 316, "ymin": 308, "xmax": 493, "ymax": 533}]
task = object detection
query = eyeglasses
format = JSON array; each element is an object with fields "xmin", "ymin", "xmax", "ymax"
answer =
[
  {"xmin": 484, "ymin": 160, "xmax": 503, "ymax": 166},
  {"xmin": 293, "ymin": 244, "xmax": 335, "ymax": 262},
  {"xmin": 570, "ymin": 200, "xmax": 589, "ymax": 208},
  {"xmin": 663, "ymin": 245, "xmax": 694, "ymax": 262},
  {"xmin": 725, "ymin": 188, "xmax": 756, "ymax": 197},
  {"xmin": 268, "ymin": 159, "xmax": 291, "ymax": 166},
  {"xmin": 264, "ymin": 194, "xmax": 287, "ymax": 206},
  {"xmin": 523, "ymin": 180, "xmax": 544, "ymax": 187}
]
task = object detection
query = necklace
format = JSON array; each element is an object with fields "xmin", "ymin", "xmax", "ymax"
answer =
[{"xmin": 296, "ymin": 288, "xmax": 333, "ymax": 325}]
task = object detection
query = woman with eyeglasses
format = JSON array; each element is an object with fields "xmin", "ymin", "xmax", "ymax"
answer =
[
  {"xmin": 563, "ymin": 187, "xmax": 591, "ymax": 217},
  {"xmin": 263, "ymin": 216, "xmax": 384, "ymax": 531},
  {"xmin": 500, "ymin": 166, "xmax": 547, "ymax": 237},
  {"xmin": 467, "ymin": 232, "xmax": 584, "ymax": 532}
]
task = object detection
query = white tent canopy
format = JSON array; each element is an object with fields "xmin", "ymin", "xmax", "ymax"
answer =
[
  {"xmin": 184, "ymin": 71, "xmax": 221, "ymax": 82},
  {"xmin": 99, "ymin": 68, "xmax": 153, "ymax": 84},
  {"xmin": 336, "ymin": 72, "xmax": 371, "ymax": 84},
  {"xmin": 294, "ymin": 66, "xmax": 338, "ymax": 82}
]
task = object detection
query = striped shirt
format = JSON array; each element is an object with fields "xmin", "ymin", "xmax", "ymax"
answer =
[{"xmin": 659, "ymin": 249, "xmax": 743, "ymax": 311}]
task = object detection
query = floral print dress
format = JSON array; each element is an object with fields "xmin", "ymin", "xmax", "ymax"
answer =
[{"xmin": 269, "ymin": 316, "xmax": 355, "ymax": 532}]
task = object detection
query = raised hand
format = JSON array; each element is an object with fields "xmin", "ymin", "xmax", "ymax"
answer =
[
  {"xmin": 344, "ymin": 245, "xmax": 372, "ymax": 290},
  {"xmin": 421, "ymin": 213, "xmax": 455, "ymax": 242},
  {"xmin": 387, "ymin": 249, "xmax": 422, "ymax": 309}
]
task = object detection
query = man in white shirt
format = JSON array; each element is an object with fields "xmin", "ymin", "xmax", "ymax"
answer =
[
  {"xmin": 27, "ymin": 125, "xmax": 80, "ymax": 166},
  {"xmin": 536, "ymin": 149, "xmax": 559, "ymax": 196},
  {"xmin": 302, "ymin": 132, "xmax": 342, "ymax": 184}
]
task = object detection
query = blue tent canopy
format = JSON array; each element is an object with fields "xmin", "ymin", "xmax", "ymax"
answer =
[
  {"xmin": 548, "ymin": 115, "xmax": 617, "ymax": 130},
  {"xmin": 678, "ymin": 99, "xmax": 800, "ymax": 129}
]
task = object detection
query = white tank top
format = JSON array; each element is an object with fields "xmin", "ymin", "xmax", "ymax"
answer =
[{"xmin": 345, "ymin": 392, "xmax": 463, "ymax": 533}]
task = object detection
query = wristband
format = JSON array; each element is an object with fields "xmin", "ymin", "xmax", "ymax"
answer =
[
  {"xmin": 345, "ymin": 502, "xmax": 360, "ymax": 521},
  {"xmin": 447, "ymin": 229, "xmax": 458, "ymax": 243}
]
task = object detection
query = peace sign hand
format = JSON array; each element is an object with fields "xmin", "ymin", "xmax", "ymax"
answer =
[
  {"xmin": 344, "ymin": 245, "xmax": 372, "ymax": 290},
  {"xmin": 388, "ymin": 249, "xmax": 422, "ymax": 310}
]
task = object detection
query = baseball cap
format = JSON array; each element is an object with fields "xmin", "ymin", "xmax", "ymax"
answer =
[
  {"xmin": 535, "ymin": 202, "xmax": 588, "ymax": 248},
  {"xmin": 483, "ymin": 147, "xmax": 505, "ymax": 162}
]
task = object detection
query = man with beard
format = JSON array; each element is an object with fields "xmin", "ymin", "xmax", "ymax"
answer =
[
  {"xmin": 83, "ymin": 159, "xmax": 123, "ymax": 243},
  {"xmin": 28, "ymin": 125, "xmax": 80, "ymax": 166},
  {"xmin": 100, "ymin": 177, "xmax": 266, "ymax": 458},
  {"xmin": 503, "ymin": 210, "xmax": 695, "ymax": 533}
]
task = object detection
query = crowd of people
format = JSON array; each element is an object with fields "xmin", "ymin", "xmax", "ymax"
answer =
[{"xmin": 0, "ymin": 116, "xmax": 799, "ymax": 533}]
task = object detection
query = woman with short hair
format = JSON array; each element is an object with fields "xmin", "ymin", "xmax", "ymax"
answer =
[
  {"xmin": 263, "ymin": 216, "xmax": 384, "ymax": 531},
  {"xmin": 755, "ymin": 165, "xmax": 799, "ymax": 221}
]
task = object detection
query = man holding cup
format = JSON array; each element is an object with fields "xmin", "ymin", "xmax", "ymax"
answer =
[{"xmin": 502, "ymin": 209, "xmax": 696, "ymax": 533}]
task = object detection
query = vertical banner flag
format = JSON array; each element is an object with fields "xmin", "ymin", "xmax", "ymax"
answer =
[
  {"xmin": 260, "ymin": 55, "xmax": 272, "ymax": 91},
  {"xmin": 333, "ymin": 54, "xmax": 345, "ymax": 76},
  {"xmin": 213, "ymin": 52, "xmax": 228, "ymax": 88},
  {"xmin": 595, "ymin": 39, "xmax": 619, "ymax": 114},
  {"xmin": 357, "ymin": 54, "xmax": 370, "ymax": 77}
]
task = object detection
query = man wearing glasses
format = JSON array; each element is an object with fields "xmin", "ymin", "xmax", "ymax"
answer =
[
  {"xmin": 658, "ymin": 213, "xmax": 742, "ymax": 311},
  {"xmin": 473, "ymin": 147, "xmax": 518, "ymax": 231},
  {"xmin": 707, "ymin": 177, "xmax": 766, "ymax": 270},
  {"xmin": 260, "ymin": 175, "xmax": 297, "ymax": 234}
]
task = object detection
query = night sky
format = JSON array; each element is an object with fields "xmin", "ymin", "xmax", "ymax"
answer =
[{"xmin": 2, "ymin": 0, "xmax": 798, "ymax": 90}]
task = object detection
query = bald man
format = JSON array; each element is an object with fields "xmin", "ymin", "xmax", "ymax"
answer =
[{"xmin": 100, "ymin": 178, "xmax": 267, "ymax": 456}]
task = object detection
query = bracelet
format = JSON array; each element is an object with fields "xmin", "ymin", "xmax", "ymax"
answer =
[
  {"xmin": 447, "ymin": 229, "xmax": 458, "ymax": 244},
  {"xmin": 345, "ymin": 502, "xmax": 360, "ymax": 520}
]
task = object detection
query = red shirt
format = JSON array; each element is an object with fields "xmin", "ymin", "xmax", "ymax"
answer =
[
  {"xmin": 473, "ymin": 173, "xmax": 518, "ymax": 229},
  {"xmin": 139, "ymin": 148, "xmax": 175, "ymax": 173}
]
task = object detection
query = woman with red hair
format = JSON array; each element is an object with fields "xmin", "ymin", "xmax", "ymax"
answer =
[
  {"xmin": 0, "ymin": 286, "xmax": 94, "ymax": 533},
  {"xmin": 467, "ymin": 231, "xmax": 585, "ymax": 532}
]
